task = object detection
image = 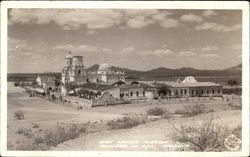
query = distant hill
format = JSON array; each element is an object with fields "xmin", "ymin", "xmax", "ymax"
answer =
[
  {"xmin": 86, "ymin": 64, "xmax": 242, "ymax": 78},
  {"xmin": 225, "ymin": 63, "xmax": 242, "ymax": 71},
  {"xmin": 112, "ymin": 64, "xmax": 242, "ymax": 79},
  {"xmin": 8, "ymin": 64, "xmax": 241, "ymax": 82},
  {"xmin": 7, "ymin": 73, "xmax": 61, "ymax": 82}
]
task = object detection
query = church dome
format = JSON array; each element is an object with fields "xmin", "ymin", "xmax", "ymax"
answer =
[
  {"xmin": 99, "ymin": 63, "xmax": 111, "ymax": 71},
  {"xmin": 65, "ymin": 51, "xmax": 73, "ymax": 59}
]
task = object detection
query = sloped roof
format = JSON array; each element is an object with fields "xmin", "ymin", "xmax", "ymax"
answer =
[
  {"xmin": 181, "ymin": 82, "xmax": 221, "ymax": 87},
  {"xmin": 152, "ymin": 81, "xmax": 221, "ymax": 88},
  {"xmin": 79, "ymin": 83, "xmax": 115, "ymax": 91}
]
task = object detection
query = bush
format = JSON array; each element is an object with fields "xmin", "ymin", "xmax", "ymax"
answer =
[
  {"xmin": 228, "ymin": 101, "xmax": 242, "ymax": 110},
  {"xmin": 174, "ymin": 104, "xmax": 206, "ymax": 117},
  {"xmin": 147, "ymin": 107, "xmax": 165, "ymax": 116},
  {"xmin": 34, "ymin": 123, "xmax": 86, "ymax": 148},
  {"xmin": 14, "ymin": 110, "xmax": 25, "ymax": 120},
  {"xmin": 107, "ymin": 113, "xmax": 147, "ymax": 130},
  {"xmin": 32, "ymin": 123, "xmax": 40, "ymax": 128},
  {"xmin": 227, "ymin": 79, "xmax": 238, "ymax": 86},
  {"xmin": 17, "ymin": 128, "xmax": 26, "ymax": 134},
  {"xmin": 232, "ymin": 126, "xmax": 242, "ymax": 139},
  {"xmin": 223, "ymin": 88, "xmax": 242, "ymax": 95},
  {"xmin": 147, "ymin": 107, "xmax": 171, "ymax": 119},
  {"xmin": 17, "ymin": 128, "xmax": 32, "ymax": 137},
  {"xmin": 170, "ymin": 118, "xmax": 229, "ymax": 151}
]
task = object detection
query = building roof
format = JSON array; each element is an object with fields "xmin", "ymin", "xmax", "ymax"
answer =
[
  {"xmin": 154, "ymin": 81, "xmax": 221, "ymax": 88},
  {"xmin": 79, "ymin": 83, "xmax": 115, "ymax": 91},
  {"xmin": 181, "ymin": 82, "xmax": 222, "ymax": 87}
]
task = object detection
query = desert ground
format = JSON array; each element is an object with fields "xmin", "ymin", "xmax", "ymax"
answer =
[{"xmin": 7, "ymin": 82, "xmax": 242, "ymax": 151}]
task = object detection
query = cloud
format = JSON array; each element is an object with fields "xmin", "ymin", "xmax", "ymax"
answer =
[
  {"xmin": 9, "ymin": 9, "xmax": 179, "ymax": 30},
  {"xmin": 180, "ymin": 14, "xmax": 203, "ymax": 23},
  {"xmin": 126, "ymin": 15, "xmax": 155, "ymax": 29},
  {"xmin": 8, "ymin": 38, "xmax": 32, "ymax": 53},
  {"xmin": 177, "ymin": 51, "xmax": 196, "ymax": 57},
  {"xmin": 159, "ymin": 18, "xmax": 179, "ymax": 28},
  {"xmin": 231, "ymin": 44, "xmax": 242, "ymax": 50},
  {"xmin": 125, "ymin": 10, "xmax": 178, "ymax": 29},
  {"xmin": 153, "ymin": 49, "xmax": 174, "ymax": 55},
  {"xmin": 201, "ymin": 54, "xmax": 219, "ymax": 58},
  {"xmin": 202, "ymin": 10, "xmax": 217, "ymax": 17},
  {"xmin": 195, "ymin": 22, "xmax": 241, "ymax": 32},
  {"xmin": 9, "ymin": 9, "xmax": 124, "ymax": 30},
  {"xmin": 54, "ymin": 44, "xmax": 100, "ymax": 52},
  {"xmin": 119, "ymin": 46, "xmax": 135, "ymax": 54},
  {"xmin": 201, "ymin": 46, "xmax": 219, "ymax": 51},
  {"xmin": 86, "ymin": 30, "xmax": 96, "ymax": 35}
]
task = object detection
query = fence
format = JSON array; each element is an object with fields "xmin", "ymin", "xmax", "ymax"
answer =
[{"xmin": 130, "ymin": 95, "xmax": 241, "ymax": 105}]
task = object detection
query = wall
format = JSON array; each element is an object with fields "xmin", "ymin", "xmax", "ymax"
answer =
[
  {"xmin": 120, "ymin": 87, "xmax": 145, "ymax": 99},
  {"xmin": 106, "ymin": 88, "xmax": 120, "ymax": 99},
  {"xmin": 188, "ymin": 86, "xmax": 223, "ymax": 97}
]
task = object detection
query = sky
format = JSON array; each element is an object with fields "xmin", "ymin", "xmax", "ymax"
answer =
[{"xmin": 8, "ymin": 9, "xmax": 242, "ymax": 73}]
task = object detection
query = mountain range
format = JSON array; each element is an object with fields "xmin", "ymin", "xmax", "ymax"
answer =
[{"xmin": 86, "ymin": 63, "xmax": 242, "ymax": 79}]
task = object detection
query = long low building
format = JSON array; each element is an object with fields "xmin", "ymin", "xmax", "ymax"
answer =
[{"xmin": 78, "ymin": 76, "xmax": 222, "ymax": 101}]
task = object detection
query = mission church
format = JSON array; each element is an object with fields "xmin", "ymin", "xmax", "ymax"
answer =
[{"xmin": 61, "ymin": 52, "xmax": 125, "ymax": 86}]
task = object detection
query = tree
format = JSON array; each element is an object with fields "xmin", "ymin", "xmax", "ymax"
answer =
[
  {"xmin": 131, "ymin": 81, "xmax": 139, "ymax": 85},
  {"xmin": 14, "ymin": 110, "xmax": 25, "ymax": 120},
  {"xmin": 227, "ymin": 79, "xmax": 238, "ymax": 86},
  {"xmin": 170, "ymin": 118, "xmax": 228, "ymax": 151}
]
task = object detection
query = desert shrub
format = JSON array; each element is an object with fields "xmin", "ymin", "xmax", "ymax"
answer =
[
  {"xmin": 14, "ymin": 110, "xmax": 25, "ymax": 120},
  {"xmin": 161, "ymin": 112, "xmax": 171, "ymax": 119},
  {"xmin": 232, "ymin": 126, "xmax": 242, "ymax": 139},
  {"xmin": 228, "ymin": 101, "xmax": 242, "ymax": 110},
  {"xmin": 17, "ymin": 128, "xmax": 26, "ymax": 134},
  {"xmin": 34, "ymin": 123, "xmax": 86, "ymax": 148},
  {"xmin": 147, "ymin": 107, "xmax": 171, "ymax": 119},
  {"xmin": 23, "ymin": 129, "xmax": 32, "ymax": 137},
  {"xmin": 17, "ymin": 128, "xmax": 32, "ymax": 136},
  {"xmin": 170, "ymin": 118, "xmax": 229, "ymax": 151},
  {"xmin": 107, "ymin": 113, "xmax": 147, "ymax": 130},
  {"xmin": 174, "ymin": 104, "xmax": 206, "ymax": 117},
  {"xmin": 33, "ymin": 136, "xmax": 44, "ymax": 144},
  {"xmin": 147, "ymin": 107, "xmax": 165, "ymax": 116},
  {"xmin": 32, "ymin": 123, "xmax": 40, "ymax": 128}
]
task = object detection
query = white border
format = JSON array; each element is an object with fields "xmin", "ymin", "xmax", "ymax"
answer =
[{"xmin": 1, "ymin": 1, "xmax": 249, "ymax": 157}]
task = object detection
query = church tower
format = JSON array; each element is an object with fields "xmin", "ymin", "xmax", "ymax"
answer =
[{"xmin": 61, "ymin": 52, "xmax": 87, "ymax": 95}]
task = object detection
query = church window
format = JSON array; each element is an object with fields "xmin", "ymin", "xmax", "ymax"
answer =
[
  {"xmin": 136, "ymin": 91, "xmax": 139, "ymax": 96},
  {"xmin": 130, "ymin": 92, "xmax": 133, "ymax": 97},
  {"xmin": 78, "ymin": 70, "xmax": 81, "ymax": 75}
]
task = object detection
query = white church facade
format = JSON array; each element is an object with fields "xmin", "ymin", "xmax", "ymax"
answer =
[{"xmin": 61, "ymin": 52, "xmax": 125, "ymax": 87}]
